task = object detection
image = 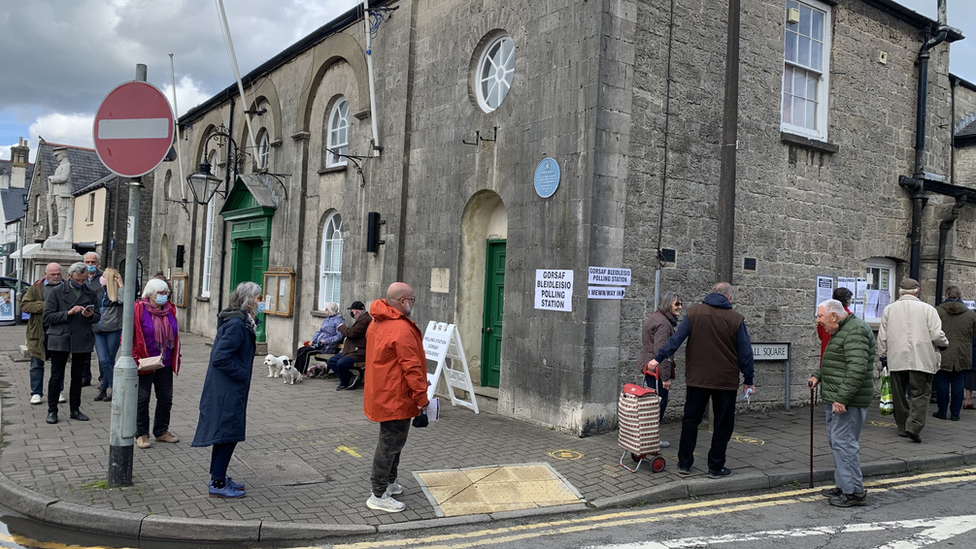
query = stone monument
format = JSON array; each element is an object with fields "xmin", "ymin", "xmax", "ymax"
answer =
[{"xmin": 36, "ymin": 147, "xmax": 82, "ymax": 272}]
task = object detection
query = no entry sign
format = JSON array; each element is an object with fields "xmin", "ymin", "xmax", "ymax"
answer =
[{"xmin": 92, "ymin": 81, "xmax": 174, "ymax": 177}]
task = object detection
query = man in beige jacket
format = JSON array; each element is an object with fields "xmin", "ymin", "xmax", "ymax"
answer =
[{"xmin": 877, "ymin": 278, "xmax": 948, "ymax": 443}]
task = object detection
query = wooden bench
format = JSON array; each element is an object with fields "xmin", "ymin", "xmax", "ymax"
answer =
[{"xmin": 310, "ymin": 351, "xmax": 365, "ymax": 386}]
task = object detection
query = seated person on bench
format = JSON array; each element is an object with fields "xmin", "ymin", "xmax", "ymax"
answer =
[
  {"xmin": 329, "ymin": 300, "xmax": 372, "ymax": 390},
  {"xmin": 294, "ymin": 302, "xmax": 344, "ymax": 375}
]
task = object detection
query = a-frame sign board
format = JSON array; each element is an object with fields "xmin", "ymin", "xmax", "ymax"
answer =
[{"xmin": 423, "ymin": 321, "xmax": 479, "ymax": 414}]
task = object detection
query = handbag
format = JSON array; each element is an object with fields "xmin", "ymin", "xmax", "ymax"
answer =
[
  {"xmin": 137, "ymin": 355, "xmax": 164, "ymax": 372},
  {"xmin": 879, "ymin": 366, "xmax": 894, "ymax": 416}
]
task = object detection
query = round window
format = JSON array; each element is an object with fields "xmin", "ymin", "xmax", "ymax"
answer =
[{"xmin": 476, "ymin": 35, "xmax": 516, "ymax": 112}]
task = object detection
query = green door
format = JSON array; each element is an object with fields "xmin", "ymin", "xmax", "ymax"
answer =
[
  {"xmin": 481, "ymin": 240, "xmax": 505, "ymax": 387},
  {"xmin": 230, "ymin": 237, "xmax": 269, "ymax": 342}
]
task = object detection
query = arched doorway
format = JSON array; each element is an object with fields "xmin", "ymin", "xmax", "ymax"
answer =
[{"xmin": 456, "ymin": 191, "xmax": 507, "ymax": 387}]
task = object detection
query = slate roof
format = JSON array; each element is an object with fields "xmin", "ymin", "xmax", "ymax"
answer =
[
  {"xmin": 31, "ymin": 141, "xmax": 111, "ymax": 196},
  {"xmin": 958, "ymin": 118, "xmax": 976, "ymax": 142},
  {"xmin": 0, "ymin": 159, "xmax": 34, "ymax": 222}
]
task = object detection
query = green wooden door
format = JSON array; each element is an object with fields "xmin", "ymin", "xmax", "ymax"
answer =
[
  {"xmin": 230, "ymin": 236, "xmax": 269, "ymax": 342},
  {"xmin": 481, "ymin": 240, "xmax": 505, "ymax": 387}
]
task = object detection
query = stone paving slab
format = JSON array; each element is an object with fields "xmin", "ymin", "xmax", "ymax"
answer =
[{"xmin": 1, "ymin": 324, "xmax": 976, "ymax": 541}]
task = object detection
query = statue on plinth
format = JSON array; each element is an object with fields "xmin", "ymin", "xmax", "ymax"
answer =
[{"xmin": 45, "ymin": 147, "xmax": 73, "ymax": 247}]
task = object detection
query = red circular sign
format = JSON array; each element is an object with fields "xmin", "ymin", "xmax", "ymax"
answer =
[{"xmin": 92, "ymin": 81, "xmax": 174, "ymax": 177}]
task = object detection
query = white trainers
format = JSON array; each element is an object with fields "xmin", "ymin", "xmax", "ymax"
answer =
[
  {"xmin": 58, "ymin": 393, "xmax": 66, "ymax": 403},
  {"xmin": 660, "ymin": 440, "xmax": 670, "ymax": 448},
  {"xmin": 384, "ymin": 479, "xmax": 403, "ymax": 496},
  {"xmin": 367, "ymin": 493, "xmax": 405, "ymax": 513},
  {"xmin": 30, "ymin": 394, "xmax": 42, "ymax": 405}
]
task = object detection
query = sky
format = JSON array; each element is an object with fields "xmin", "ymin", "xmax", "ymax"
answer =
[{"xmin": 1, "ymin": 1, "xmax": 975, "ymax": 162}]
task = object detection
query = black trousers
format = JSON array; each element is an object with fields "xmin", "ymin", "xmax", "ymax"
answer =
[
  {"xmin": 293, "ymin": 346, "xmax": 319, "ymax": 375},
  {"xmin": 137, "ymin": 367, "xmax": 174, "ymax": 438},
  {"xmin": 678, "ymin": 386, "xmax": 737, "ymax": 472},
  {"xmin": 48, "ymin": 351, "xmax": 88, "ymax": 413},
  {"xmin": 371, "ymin": 419, "xmax": 410, "ymax": 497},
  {"xmin": 210, "ymin": 442, "xmax": 238, "ymax": 480}
]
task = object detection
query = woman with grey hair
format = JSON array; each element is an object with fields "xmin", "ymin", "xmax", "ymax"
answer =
[
  {"xmin": 293, "ymin": 301, "xmax": 344, "ymax": 375},
  {"xmin": 131, "ymin": 277, "xmax": 181, "ymax": 449},
  {"xmin": 637, "ymin": 291, "xmax": 684, "ymax": 447},
  {"xmin": 191, "ymin": 281, "xmax": 264, "ymax": 498}
]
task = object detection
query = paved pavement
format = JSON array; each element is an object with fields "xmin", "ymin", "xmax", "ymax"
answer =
[{"xmin": 1, "ymin": 323, "xmax": 975, "ymax": 543}]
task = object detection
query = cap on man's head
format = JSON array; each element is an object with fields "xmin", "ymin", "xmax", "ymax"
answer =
[
  {"xmin": 348, "ymin": 301, "xmax": 366, "ymax": 310},
  {"xmin": 899, "ymin": 278, "xmax": 920, "ymax": 291}
]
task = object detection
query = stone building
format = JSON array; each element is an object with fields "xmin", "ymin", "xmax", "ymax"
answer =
[
  {"xmin": 0, "ymin": 138, "xmax": 33, "ymax": 277},
  {"xmin": 151, "ymin": 0, "xmax": 974, "ymax": 434}
]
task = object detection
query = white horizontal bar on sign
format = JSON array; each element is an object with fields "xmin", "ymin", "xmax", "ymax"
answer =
[{"xmin": 98, "ymin": 118, "xmax": 170, "ymax": 140}]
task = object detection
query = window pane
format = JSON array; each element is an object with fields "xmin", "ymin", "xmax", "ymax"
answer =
[
  {"xmin": 782, "ymin": 92, "xmax": 792, "ymax": 124},
  {"xmin": 783, "ymin": 66, "xmax": 793, "ymax": 94},
  {"xmin": 806, "ymin": 75, "xmax": 817, "ymax": 100},
  {"xmin": 806, "ymin": 100, "xmax": 817, "ymax": 130},
  {"xmin": 811, "ymin": 42, "xmax": 822, "ymax": 71},
  {"xmin": 800, "ymin": 5, "xmax": 811, "ymax": 37},
  {"xmin": 798, "ymin": 36, "xmax": 810, "ymax": 67},
  {"xmin": 793, "ymin": 96, "xmax": 806, "ymax": 127},
  {"xmin": 812, "ymin": 10, "xmax": 824, "ymax": 41},
  {"xmin": 787, "ymin": 1, "xmax": 798, "ymax": 30},
  {"xmin": 794, "ymin": 71, "xmax": 806, "ymax": 98},
  {"xmin": 785, "ymin": 32, "xmax": 797, "ymax": 63}
]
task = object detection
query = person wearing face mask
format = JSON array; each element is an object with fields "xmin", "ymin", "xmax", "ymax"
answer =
[
  {"xmin": 131, "ymin": 278, "xmax": 181, "ymax": 449},
  {"xmin": 92, "ymin": 268, "xmax": 124, "ymax": 403},
  {"xmin": 191, "ymin": 282, "xmax": 263, "ymax": 498},
  {"xmin": 42, "ymin": 262, "xmax": 100, "ymax": 424},
  {"xmin": 80, "ymin": 252, "xmax": 104, "ymax": 387}
]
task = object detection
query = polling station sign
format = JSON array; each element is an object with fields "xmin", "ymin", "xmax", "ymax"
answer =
[
  {"xmin": 587, "ymin": 266, "xmax": 631, "ymax": 285},
  {"xmin": 535, "ymin": 270, "xmax": 573, "ymax": 312}
]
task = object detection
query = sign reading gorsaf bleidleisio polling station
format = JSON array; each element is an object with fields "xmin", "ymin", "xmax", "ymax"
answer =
[
  {"xmin": 535, "ymin": 269, "xmax": 573, "ymax": 311},
  {"xmin": 586, "ymin": 266, "xmax": 630, "ymax": 300}
]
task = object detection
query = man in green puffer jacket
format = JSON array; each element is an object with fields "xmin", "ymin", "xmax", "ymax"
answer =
[{"xmin": 809, "ymin": 299, "xmax": 875, "ymax": 508}]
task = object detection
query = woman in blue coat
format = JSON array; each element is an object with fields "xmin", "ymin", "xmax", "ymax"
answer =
[{"xmin": 191, "ymin": 281, "xmax": 264, "ymax": 498}]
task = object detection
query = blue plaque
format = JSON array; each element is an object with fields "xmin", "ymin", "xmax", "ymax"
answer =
[{"xmin": 534, "ymin": 157, "xmax": 560, "ymax": 198}]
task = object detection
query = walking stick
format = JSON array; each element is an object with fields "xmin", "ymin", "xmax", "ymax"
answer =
[{"xmin": 808, "ymin": 380, "xmax": 815, "ymax": 489}]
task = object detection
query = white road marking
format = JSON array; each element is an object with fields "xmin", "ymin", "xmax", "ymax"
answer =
[
  {"xmin": 584, "ymin": 515, "xmax": 976, "ymax": 549},
  {"xmin": 97, "ymin": 118, "xmax": 170, "ymax": 139}
]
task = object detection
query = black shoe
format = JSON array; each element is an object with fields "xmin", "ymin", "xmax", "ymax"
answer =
[
  {"xmin": 70, "ymin": 410, "xmax": 89, "ymax": 421},
  {"xmin": 676, "ymin": 466, "xmax": 693, "ymax": 476},
  {"xmin": 708, "ymin": 467, "xmax": 733, "ymax": 479},
  {"xmin": 94, "ymin": 389, "xmax": 106, "ymax": 402},
  {"xmin": 336, "ymin": 384, "xmax": 347, "ymax": 391},
  {"xmin": 348, "ymin": 374, "xmax": 361, "ymax": 390},
  {"xmin": 81, "ymin": 379, "xmax": 91, "ymax": 387},
  {"xmin": 907, "ymin": 432, "xmax": 921, "ymax": 443},
  {"xmin": 104, "ymin": 391, "xmax": 112, "ymax": 402},
  {"xmin": 821, "ymin": 487, "xmax": 842, "ymax": 497},
  {"xmin": 933, "ymin": 412, "xmax": 947, "ymax": 420},
  {"xmin": 951, "ymin": 415, "xmax": 961, "ymax": 422},
  {"xmin": 46, "ymin": 411, "xmax": 58, "ymax": 424},
  {"xmin": 898, "ymin": 432, "xmax": 909, "ymax": 438},
  {"xmin": 829, "ymin": 491, "xmax": 867, "ymax": 507}
]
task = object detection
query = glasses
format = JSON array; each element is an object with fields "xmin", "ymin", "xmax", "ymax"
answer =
[
  {"xmin": 402, "ymin": 297, "xmax": 416, "ymax": 303},
  {"xmin": 157, "ymin": 291, "xmax": 170, "ymax": 295},
  {"xmin": 674, "ymin": 302, "xmax": 683, "ymax": 307}
]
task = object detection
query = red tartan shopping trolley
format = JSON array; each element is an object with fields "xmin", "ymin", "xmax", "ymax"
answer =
[{"xmin": 618, "ymin": 381, "xmax": 666, "ymax": 473}]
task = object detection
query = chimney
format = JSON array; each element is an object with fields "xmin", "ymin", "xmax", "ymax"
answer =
[{"xmin": 10, "ymin": 137, "xmax": 29, "ymax": 189}]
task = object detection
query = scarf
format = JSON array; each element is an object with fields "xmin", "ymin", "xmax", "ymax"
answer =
[{"xmin": 143, "ymin": 298, "xmax": 174, "ymax": 351}]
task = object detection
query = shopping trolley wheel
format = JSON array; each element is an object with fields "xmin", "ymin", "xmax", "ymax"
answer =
[
  {"xmin": 651, "ymin": 456, "xmax": 666, "ymax": 473},
  {"xmin": 631, "ymin": 453, "xmax": 646, "ymax": 463}
]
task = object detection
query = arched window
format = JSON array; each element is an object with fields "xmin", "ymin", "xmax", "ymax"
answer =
[
  {"xmin": 201, "ymin": 151, "xmax": 219, "ymax": 297},
  {"xmin": 326, "ymin": 98, "xmax": 349, "ymax": 168},
  {"xmin": 256, "ymin": 130, "xmax": 270, "ymax": 171},
  {"xmin": 318, "ymin": 212, "xmax": 342, "ymax": 310},
  {"xmin": 476, "ymin": 34, "xmax": 516, "ymax": 112}
]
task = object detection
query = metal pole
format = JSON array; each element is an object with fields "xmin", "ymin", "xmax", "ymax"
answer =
[{"xmin": 107, "ymin": 64, "xmax": 145, "ymax": 487}]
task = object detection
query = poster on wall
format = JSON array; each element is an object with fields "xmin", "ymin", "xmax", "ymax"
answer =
[
  {"xmin": 0, "ymin": 288, "xmax": 14, "ymax": 322},
  {"xmin": 535, "ymin": 269, "xmax": 573, "ymax": 312},
  {"xmin": 816, "ymin": 275, "xmax": 833, "ymax": 315}
]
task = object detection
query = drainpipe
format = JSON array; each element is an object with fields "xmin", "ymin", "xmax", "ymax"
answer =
[
  {"xmin": 935, "ymin": 196, "xmax": 966, "ymax": 305},
  {"xmin": 715, "ymin": 0, "xmax": 740, "ymax": 283},
  {"xmin": 902, "ymin": 23, "xmax": 949, "ymax": 280}
]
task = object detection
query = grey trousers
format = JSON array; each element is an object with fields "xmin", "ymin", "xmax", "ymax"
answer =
[
  {"xmin": 825, "ymin": 403, "xmax": 866, "ymax": 495},
  {"xmin": 371, "ymin": 419, "xmax": 411, "ymax": 497},
  {"xmin": 890, "ymin": 370, "xmax": 933, "ymax": 436}
]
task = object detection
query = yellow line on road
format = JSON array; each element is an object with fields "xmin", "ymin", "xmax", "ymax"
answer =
[{"xmin": 334, "ymin": 468, "xmax": 976, "ymax": 549}]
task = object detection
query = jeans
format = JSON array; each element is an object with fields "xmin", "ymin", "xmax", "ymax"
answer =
[
  {"xmin": 29, "ymin": 356, "xmax": 45, "ymax": 396},
  {"xmin": 934, "ymin": 370, "xmax": 965, "ymax": 418},
  {"xmin": 329, "ymin": 354, "xmax": 360, "ymax": 386},
  {"xmin": 48, "ymin": 351, "xmax": 88, "ymax": 413},
  {"xmin": 890, "ymin": 370, "xmax": 933, "ymax": 436},
  {"xmin": 678, "ymin": 386, "xmax": 737, "ymax": 472},
  {"xmin": 137, "ymin": 367, "xmax": 174, "ymax": 438},
  {"xmin": 825, "ymin": 403, "xmax": 867, "ymax": 495},
  {"xmin": 371, "ymin": 419, "xmax": 411, "ymax": 497},
  {"xmin": 210, "ymin": 442, "xmax": 238, "ymax": 481},
  {"xmin": 94, "ymin": 331, "xmax": 121, "ymax": 390}
]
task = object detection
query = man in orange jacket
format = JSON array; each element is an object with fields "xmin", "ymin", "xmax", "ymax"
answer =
[{"xmin": 363, "ymin": 282, "xmax": 429, "ymax": 513}]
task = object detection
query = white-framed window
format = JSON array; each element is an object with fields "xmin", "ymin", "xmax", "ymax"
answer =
[
  {"xmin": 256, "ymin": 130, "xmax": 270, "ymax": 171},
  {"xmin": 865, "ymin": 258, "xmax": 896, "ymax": 323},
  {"xmin": 86, "ymin": 194, "xmax": 95, "ymax": 223},
  {"xmin": 34, "ymin": 195, "xmax": 41, "ymax": 223},
  {"xmin": 201, "ymin": 151, "xmax": 219, "ymax": 297},
  {"xmin": 326, "ymin": 99, "xmax": 349, "ymax": 168},
  {"xmin": 781, "ymin": 0, "xmax": 831, "ymax": 141},
  {"xmin": 318, "ymin": 212, "xmax": 342, "ymax": 310},
  {"xmin": 476, "ymin": 34, "xmax": 516, "ymax": 113}
]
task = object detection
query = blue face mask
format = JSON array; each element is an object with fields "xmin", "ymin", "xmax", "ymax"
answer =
[
  {"xmin": 69, "ymin": 280, "xmax": 83, "ymax": 289},
  {"xmin": 155, "ymin": 294, "xmax": 169, "ymax": 306},
  {"xmin": 256, "ymin": 302, "xmax": 267, "ymax": 313},
  {"xmin": 86, "ymin": 265, "xmax": 96, "ymax": 274}
]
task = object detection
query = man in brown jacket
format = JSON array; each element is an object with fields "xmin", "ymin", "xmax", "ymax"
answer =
[
  {"xmin": 20, "ymin": 263, "xmax": 64, "ymax": 405},
  {"xmin": 329, "ymin": 300, "xmax": 372, "ymax": 390},
  {"xmin": 934, "ymin": 286, "xmax": 976, "ymax": 421},
  {"xmin": 648, "ymin": 282, "xmax": 755, "ymax": 479}
]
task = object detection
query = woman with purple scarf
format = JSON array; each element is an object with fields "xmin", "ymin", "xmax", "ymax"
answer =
[{"xmin": 131, "ymin": 278, "xmax": 182, "ymax": 450}]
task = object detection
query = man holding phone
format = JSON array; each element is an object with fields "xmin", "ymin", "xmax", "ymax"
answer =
[{"xmin": 42, "ymin": 262, "xmax": 100, "ymax": 424}]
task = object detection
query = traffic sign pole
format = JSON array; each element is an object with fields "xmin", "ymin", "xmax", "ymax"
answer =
[{"xmin": 107, "ymin": 64, "xmax": 153, "ymax": 487}]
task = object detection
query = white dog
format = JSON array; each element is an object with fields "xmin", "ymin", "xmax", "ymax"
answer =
[
  {"xmin": 280, "ymin": 360, "xmax": 303, "ymax": 385},
  {"xmin": 264, "ymin": 354, "xmax": 290, "ymax": 378}
]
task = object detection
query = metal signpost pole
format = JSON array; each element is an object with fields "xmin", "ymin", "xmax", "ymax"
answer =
[{"xmin": 107, "ymin": 64, "xmax": 146, "ymax": 487}]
